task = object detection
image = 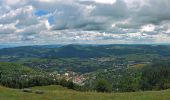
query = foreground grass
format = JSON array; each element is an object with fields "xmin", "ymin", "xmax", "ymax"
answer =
[{"xmin": 0, "ymin": 85, "xmax": 170, "ymax": 100}]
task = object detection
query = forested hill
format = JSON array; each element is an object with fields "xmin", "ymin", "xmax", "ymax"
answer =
[
  {"xmin": 0, "ymin": 44, "xmax": 170, "ymax": 59},
  {"xmin": 0, "ymin": 62, "xmax": 60, "ymax": 89}
]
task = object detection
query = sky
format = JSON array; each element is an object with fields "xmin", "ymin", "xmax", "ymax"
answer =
[{"xmin": 0, "ymin": 0, "xmax": 170, "ymax": 45}]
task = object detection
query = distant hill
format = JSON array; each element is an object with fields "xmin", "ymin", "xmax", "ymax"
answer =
[
  {"xmin": 0, "ymin": 44, "xmax": 170, "ymax": 59},
  {"xmin": 0, "ymin": 45, "xmax": 19, "ymax": 49}
]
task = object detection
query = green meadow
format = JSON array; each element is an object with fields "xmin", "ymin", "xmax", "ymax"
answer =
[{"xmin": 0, "ymin": 85, "xmax": 170, "ymax": 100}]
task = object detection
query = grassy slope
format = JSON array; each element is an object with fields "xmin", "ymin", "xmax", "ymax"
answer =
[{"xmin": 0, "ymin": 85, "xmax": 170, "ymax": 100}]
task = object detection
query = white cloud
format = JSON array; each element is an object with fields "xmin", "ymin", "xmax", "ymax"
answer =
[
  {"xmin": 0, "ymin": 5, "xmax": 37, "ymax": 25},
  {"xmin": 38, "ymin": 0, "xmax": 56, "ymax": 2},
  {"xmin": 0, "ymin": 23, "xmax": 17, "ymax": 34},
  {"xmin": 141, "ymin": 24, "xmax": 155, "ymax": 32},
  {"xmin": 94, "ymin": 0, "xmax": 116, "ymax": 4},
  {"xmin": 0, "ymin": 0, "xmax": 170, "ymax": 44},
  {"xmin": 18, "ymin": 19, "xmax": 51, "ymax": 36}
]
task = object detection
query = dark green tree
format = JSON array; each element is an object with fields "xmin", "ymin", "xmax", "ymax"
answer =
[{"xmin": 95, "ymin": 79, "xmax": 112, "ymax": 93}]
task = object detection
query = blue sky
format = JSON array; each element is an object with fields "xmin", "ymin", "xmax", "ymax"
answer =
[
  {"xmin": 35, "ymin": 10, "xmax": 48, "ymax": 16},
  {"xmin": 0, "ymin": 0, "xmax": 170, "ymax": 45}
]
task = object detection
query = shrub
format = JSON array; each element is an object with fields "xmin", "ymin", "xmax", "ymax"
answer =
[{"xmin": 95, "ymin": 79, "xmax": 112, "ymax": 93}]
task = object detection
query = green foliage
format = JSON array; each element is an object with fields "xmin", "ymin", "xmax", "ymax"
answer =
[
  {"xmin": 95, "ymin": 79, "xmax": 112, "ymax": 93},
  {"xmin": 140, "ymin": 61, "xmax": 170, "ymax": 90},
  {"xmin": 0, "ymin": 62, "xmax": 57, "ymax": 88},
  {"xmin": 59, "ymin": 79, "xmax": 81, "ymax": 91},
  {"xmin": 119, "ymin": 72, "xmax": 142, "ymax": 92},
  {"xmin": 0, "ymin": 62, "xmax": 80, "ymax": 90},
  {"xmin": 92, "ymin": 60, "xmax": 170, "ymax": 92}
]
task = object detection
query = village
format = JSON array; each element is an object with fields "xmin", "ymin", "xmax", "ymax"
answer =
[{"xmin": 48, "ymin": 71, "xmax": 88, "ymax": 86}]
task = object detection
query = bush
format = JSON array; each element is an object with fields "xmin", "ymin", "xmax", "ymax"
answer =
[{"xmin": 95, "ymin": 79, "xmax": 112, "ymax": 93}]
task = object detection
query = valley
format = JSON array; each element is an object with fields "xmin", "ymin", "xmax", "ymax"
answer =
[{"xmin": 0, "ymin": 44, "xmax": 170, "ymax": 93}]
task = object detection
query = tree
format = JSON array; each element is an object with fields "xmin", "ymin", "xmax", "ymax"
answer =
[
  {"xmin": 140, "ymin": 61, "xmax": 170, "ymax": 90},
  {"xmin": 95, "ymin": 79, "xmax": 112, "ymax": 93},
  {"xmin": 67, "ymin": 81, "xmax": 75, "ymax": 89}
]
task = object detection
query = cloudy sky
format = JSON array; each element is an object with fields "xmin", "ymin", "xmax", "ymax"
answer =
[{"xmin": 0, "ymin": 0, "xmax": 170, "ymax": 45}]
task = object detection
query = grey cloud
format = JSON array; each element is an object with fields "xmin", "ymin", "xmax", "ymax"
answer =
[
  {"xmin": 134, "ymin": 0, "xmax": 170, "ymax": 25},
  {"xmin": 0, "ymin": 6, "xmax": 38, "ymax": 26},
  {"xmin": 91, "ymin": 0, "xmax": 128, "ymax": 19},
  {"xmin": 44, "ymin": 0, "xmax": 129, "ymax": 31},
  {"xmin": 0, "ymin": 0, "xmax": 170, "ymax": 44}
]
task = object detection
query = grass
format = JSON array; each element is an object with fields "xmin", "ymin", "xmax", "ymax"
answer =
[
  {"xmin": 130, "ymin": 64, "xmax": 147, "ymax": 70},
  {"xmin": 0, "ymin": 85, "xmax": 170, "ymax": 100}
]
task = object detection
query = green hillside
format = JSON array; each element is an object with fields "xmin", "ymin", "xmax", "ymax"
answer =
[
  {"xmin": 0, "ymin": 62, "xmax": 57, "ymax": 89},
  {"xmin": 0, "ymin": 85, "xmax": 170, "ymax": 100},
  {"xmin": 0, "ymin": 62, "xmax": 37, "ymax": 75}
]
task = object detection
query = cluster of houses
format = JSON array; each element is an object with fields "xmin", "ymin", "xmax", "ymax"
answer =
[{"xmin": 49, "ymin": 71, "xmax": 88, "ymax": 86}]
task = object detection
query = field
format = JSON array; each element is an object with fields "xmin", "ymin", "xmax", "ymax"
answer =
[{"xmin": 0, "ymin": 85, "xmax": 170, "ymax": 100}]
